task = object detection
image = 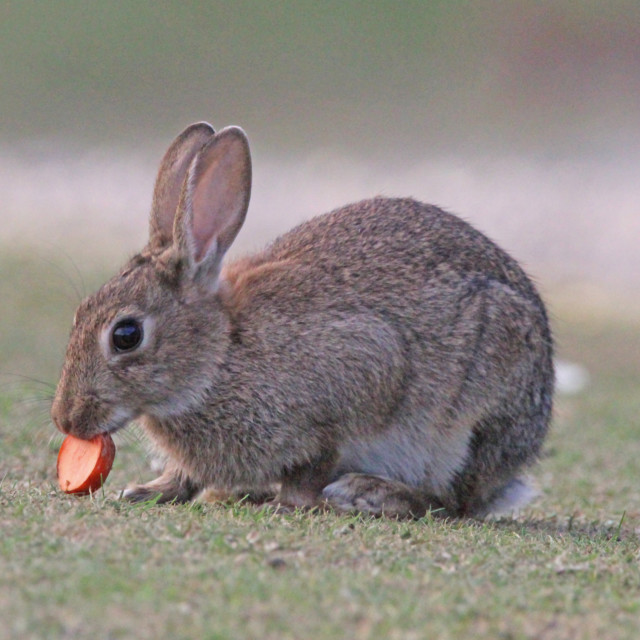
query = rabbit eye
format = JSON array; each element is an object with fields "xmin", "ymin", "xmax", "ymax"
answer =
[{"xmin": 111, "ymin": 319, "xmax": 143, "ymax": 353}]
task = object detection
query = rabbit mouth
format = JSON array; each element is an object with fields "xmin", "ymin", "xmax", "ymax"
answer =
[
  {"xmin": 99, "ymin": 406, "xmax": 138, "ymax": 435},
  {"xmin": 52, "ymin": 399, "xmax": 137, "ymax": 439},
  {"xmin": 66, "ymin": 405, "xmax": 137, "ymax": 439}
]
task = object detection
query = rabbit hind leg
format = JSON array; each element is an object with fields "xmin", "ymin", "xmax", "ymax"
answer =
[{"xmin": 273, "ymin": 450, "xmax": 338, "ymax": 511}]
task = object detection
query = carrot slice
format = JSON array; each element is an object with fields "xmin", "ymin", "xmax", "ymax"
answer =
[{"xmin": 57, "ymin": 433, "xmax": 116, "ymax": 495}]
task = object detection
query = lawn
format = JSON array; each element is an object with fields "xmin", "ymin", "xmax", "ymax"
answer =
[{"xmin": 1, "ymin": 251, "xmax": 639, "ymax": 640}]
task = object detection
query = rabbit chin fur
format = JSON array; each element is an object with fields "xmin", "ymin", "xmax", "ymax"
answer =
[{"xmin": 52, "ymin": 123, "xmax": 554, "ymax": 519}]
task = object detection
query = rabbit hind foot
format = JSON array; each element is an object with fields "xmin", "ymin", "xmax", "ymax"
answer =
[{"xmin": 322, "ymin": 473, "xmax": 445, "ymax": 519}]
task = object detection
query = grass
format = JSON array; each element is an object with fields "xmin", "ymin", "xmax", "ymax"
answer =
[{"xmin": 1, "ymin": 251, "xmax": 640, "ymax": 639}]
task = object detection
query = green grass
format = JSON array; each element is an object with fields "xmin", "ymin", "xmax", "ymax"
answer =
[{"xmin": 1, "ymin": 251, "xmax": 640, "ymax": 639}]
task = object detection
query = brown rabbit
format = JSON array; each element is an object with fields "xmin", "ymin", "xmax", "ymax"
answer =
[{"xmin": 51, "ymin": 122, "xmax": 554, "ymax": 518}]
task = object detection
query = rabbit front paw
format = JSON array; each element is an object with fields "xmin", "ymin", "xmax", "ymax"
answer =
[{"xmin": 123, "ymin": 471, "xmax": 199, "ymax": 504}]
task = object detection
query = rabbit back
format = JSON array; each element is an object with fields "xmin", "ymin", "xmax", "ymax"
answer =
[{"xmin": 222, "ymin": 196, "xmax": 553, "ymax": 515}]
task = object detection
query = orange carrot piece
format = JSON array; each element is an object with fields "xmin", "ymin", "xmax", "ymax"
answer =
[{"xmin": 57, "ymin": 433, "xmax": 116, "ymax": 495}]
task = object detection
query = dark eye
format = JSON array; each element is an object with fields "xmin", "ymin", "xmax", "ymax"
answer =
[{"xmin": 111, "ymin": 318, "xmax": 143, "ymax": 353}]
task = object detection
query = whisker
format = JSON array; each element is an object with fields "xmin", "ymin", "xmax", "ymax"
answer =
[
  {"xmin": 115, "ymin": 423, "xmax": 146, "ymax": 447},
  {"xmin": 57, "ymin": 245, "xmax": 88, "ymax": 300},
  {"xmin": 14, "ymin": 396, "xmax": 53, "ymax": 409},
  {"xmin": 0, "ymin": 371, "xmax": 57, "ymax": 391},
  {"xmin": 35, "ymin": 243, "xmax": 87, "ymax": 303},
  {"xmin": 48, "ymin": 430, "xmax": 65, "ymax": 447},
  {"xmin": 9, "ymin": 386, "xmax": 54, "ymax": 401}
]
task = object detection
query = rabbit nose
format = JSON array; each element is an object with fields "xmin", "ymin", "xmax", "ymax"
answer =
[
  {"xmin": 51, "ymin": 400, "xmax": 71, "ymax": 434},
  {"xmin": 52, "ymin": 414, "xmax": 70, "ymax": 435}
]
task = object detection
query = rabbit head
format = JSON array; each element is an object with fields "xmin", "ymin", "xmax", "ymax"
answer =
[{"xmin": 51, "ymin": 123, "xmax": 251, "ymax": 439}]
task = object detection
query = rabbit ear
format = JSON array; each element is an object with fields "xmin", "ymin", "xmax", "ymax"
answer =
[
  {"xmin": 149, "ymin": 122, "xmax": 215, "ymax": 250},
  {"xmin": 174, "ymin": 126, "xmax": 252, "ymax": 285}
]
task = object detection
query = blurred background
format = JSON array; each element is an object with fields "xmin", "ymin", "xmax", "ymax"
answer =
[{"xmin": 1, "ymin": 0, "xmax": 639, "ymax": 383}]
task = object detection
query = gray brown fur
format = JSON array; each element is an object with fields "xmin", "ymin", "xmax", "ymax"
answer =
[{"xmin": 52, "ymin": 123, "xmax": 554, "ymax": 518}]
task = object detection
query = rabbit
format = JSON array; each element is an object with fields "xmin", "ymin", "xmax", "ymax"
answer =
[{"xmin": 51, "ymin": 122, "xmax": 554, "ymax": 519}]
